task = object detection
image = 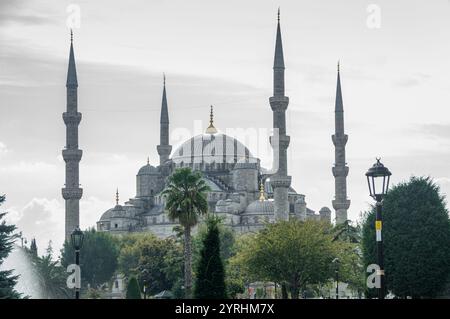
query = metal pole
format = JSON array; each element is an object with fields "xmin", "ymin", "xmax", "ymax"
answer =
[
  {"xmin": 335, "ymin": 269, "xmax": 339, "ymax": 299},
  {"xmin": 376, "ymin": 200, "xmax": 385, "ymax": 299},
  {"xmin": 75, "ymin": 249, "xmax": 80, "ymax": 299}
]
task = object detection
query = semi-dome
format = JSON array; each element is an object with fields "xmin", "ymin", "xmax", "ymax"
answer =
[
  {"xmin": 138, "ymin": 163, "xmax": 159, "ymax": 175},
  {"xmin": 244, "ymin": 199, "xmax": 274, "ymax": 215},
  {"xmin": 171, "ymin": 133, "xmax": 258, "ymax": 166}
]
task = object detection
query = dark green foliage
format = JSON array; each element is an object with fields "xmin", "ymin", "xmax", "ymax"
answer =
[
  {"xmin": 118, "ymin": 233, "xmax": 183, "ymax": 296},
  {"xmin": 61, "ymin": 228, "xmax": 119, "ymax": 288},
  {"xmin": 194, "ymin": 216, "xmax": 226, "ymax": 299},
  {"xmin": 231, "ymin": 220, "xmax": 337, "ymax": 299},
  {"xmin": 31, "ymin": 241, "xmax": 70, "ymax": 299},
  {"xmin": 362, "ymin": 176, "xmax": 450, "ymax": 298},
  {"xmin": 162, "ymin": 167, "xmax": 210, "ymax": 298},
  {"xmin": 29, "ymin": 238, "xmax": 38, "ymax": 258},
  {"xmin": 126, "ymin": 276, "xmax": 141, "ymax": 299},
  {"xmin": 0, "ymin": 195, "xmax": 21, "ymax": 299}
]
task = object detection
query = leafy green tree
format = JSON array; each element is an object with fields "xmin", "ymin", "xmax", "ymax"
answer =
[
  {"xmin": 61, "ymin": 228, "xmax": 119, "ymax": 288},
  {"xmin": 232, "ymin": 220, "xmax": 336, "ymax": 299},
  {"xmin": 194, "ymin": 216, "xmax": 226, "ymax": 299},
  {"xmin": 362, "ymin": 176, "xmax": 450, "ymax": 298},
  {"xmin": 118, "ymin": 233, "xmax": 183, "ymax": 296},
  {"xmin": 0, "ymin": 195, "xmax": 21, "ymax": 299},
  {"xmin": 126, "ymin": 276, "xmax": 142, "ymax": 299},
  {"xmin": 162, "ymin": 167, "xmax": 210, "ymax": 298},
  {"xmin": 32, "ymin": 241, "xmax": 70, "ymax": 299}
]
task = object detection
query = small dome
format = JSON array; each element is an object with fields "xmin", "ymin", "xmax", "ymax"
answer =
[
  {"xmin": 138, "ymin": 164, "xmax": 159, "ymax": 175},
  {"xmin": 319, "ymin": 207, "xmax": 331, "ymax": 214},
  {"xmin": 99, "ymin": 208, "xmax": 114, "ymax": 221},
  {"xmin": 244, "ymin": 200, "xmax": 274, "ymax": 215}
]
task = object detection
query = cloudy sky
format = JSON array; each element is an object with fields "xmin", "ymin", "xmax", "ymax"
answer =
[{"xmin": 1, "ymin": 0, "xmax": 449, "ymax": 255}]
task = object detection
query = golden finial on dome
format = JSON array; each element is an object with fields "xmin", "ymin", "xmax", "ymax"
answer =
[
  {"xmin": 115, "ymin": 188, "xmax": 119, "ymax": 206},
  {"xmin": 147, "ymin": 156, "xmax": 150, "ymax": 165},
  {"xmin": 205, "ymin": 105, "xmax": 218, "ymax": 134},
  {"xmin": 259, "ymin": 180, "xmax": 266, "ymax": 201}
]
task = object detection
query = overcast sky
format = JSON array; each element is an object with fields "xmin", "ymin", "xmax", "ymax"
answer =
[{"xmin": 1, "ymin": 0, "xmax": 449, "ymax": 255}]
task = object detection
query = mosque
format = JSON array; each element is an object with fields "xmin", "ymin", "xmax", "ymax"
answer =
[{"xmin": 62, "ymin": 12, "xmax": 350, "ymax": 240}]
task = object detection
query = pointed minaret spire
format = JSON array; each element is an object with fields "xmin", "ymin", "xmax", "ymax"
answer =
[
  {"xmin": 259, "ymin": 180, "xmax": 266, "ymax": 202},
  {"xmin": 116, "ymin": 188, "xmax": 119, "ymax": 206},
  {"xmin": 332, "ymin": 62, "xmax": 350, "ymax": 224},
  {"xmin": 335, "ymin": 60, "xmax": 343, "ymax": 113},
  {"xmin": 62, "ymin": 30, "xmax": 83, "ymax": 240},
  {"xmin": 269, "ymin": 9, "xmax": 291, "ymax": 221},
  {"xmin": 206, "ymin": 105, "xmax": 218, "ymax": 134},
  {"xmin": 66, "ymin": 30, "xmax": 78, "ymax": 87},
  {"xmin": 157, "ymin": 73, "xmax": 172, "ymax": 166},
  {"xmin": 273, "ymin": 8, "xmax": 285, "ymax": 74}
]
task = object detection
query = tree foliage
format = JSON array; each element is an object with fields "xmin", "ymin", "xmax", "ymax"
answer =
[
  {"xmin": 194, "ymin": 216, "xmax": 226, "ymax": 299},
  {"xmin": 362, "ymin": 176, "xmax": 450, "ymax": 298},
  {"xmin": 118, "ymin": 233, "xmax": 183, "ymax": 296},
  {"xmin": 29, "ymin": 241, "xmax": 70, "ymax": 299},
  {"xmin": 0, "ymin": 195, "xmax": 21, "ymax": 299},
  {"xmin": 231, "ymin": 220, "xmax": 337, "ymax": 299},
  {"xmin": 126, "ymin": 276, "xmax": 141, "ymax": 299},
  {"xmin": 162, "ymin": 167, "xmax": 210, "ymax": 298},
  {"xmin": 61, "ymin": 228, "xmax": 119, "ymax": 288}
]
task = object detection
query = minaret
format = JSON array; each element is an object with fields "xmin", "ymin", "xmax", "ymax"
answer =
[
  {"xmin": 157, "ymin": 74, "xmax": 172, "ymax": 166},
  {"xmin": 62, "ymin": 30, "xmax": 83, "ymax": 241},
  {"xmin": 269, "ymin": 9, "xmax": 291, "ymax": 221},
  {"xmin": 332, "ymin": 62, "xmax": 350, "ymax": 224}
]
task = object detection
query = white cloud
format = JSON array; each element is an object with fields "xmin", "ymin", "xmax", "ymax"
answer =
[
  {"xmin": 3, "ymin": 196, "xmax": 111, "ymax": 258},
  {"xmin": 0, "ymin": 142, "xmax": 8, "ymax": 157},
  {"xmin": 0, "ymin": 161, "xmax": 56, "ymax": 174}
]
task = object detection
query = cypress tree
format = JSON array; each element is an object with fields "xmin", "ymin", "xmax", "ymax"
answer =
[
  {"xmin": 0, "ymin": 195, "xmax": 21, "ymax": 299},
  {"xmin": 194, "ymin": 216, "xmax": 226, "ymax": 299},
  {"xmin": 126, "ymin": 276, "xmax": 142, "ymax": 299},
  {"xmin": 29, "ymin": 238, "xmax": 38, "ymax": 258},
  {"xmin": 362, "ymin": 176, "xmax": 450, "ymax": 298}
]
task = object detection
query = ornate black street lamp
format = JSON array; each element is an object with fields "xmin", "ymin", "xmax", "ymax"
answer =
[
  {"xmin": 71, "ymin": 226, "xmax": 84, "ymax": 299},
  {"xmin": 366, "ymin": 158, "xmax": 391, "ymax": 299},
  {"xmin": 332, "ymin": 258, "xmax": 340, "ymax": 299}
]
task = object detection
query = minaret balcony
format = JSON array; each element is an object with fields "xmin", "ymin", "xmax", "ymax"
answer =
[
  {"xmin": 270, "ymin": 135, "xmax": 290, "ymax": 149},
  {"xmin": 269, "ymin": 96, "xmax": 289, "ymax": 111},
  {"xmin": 269, "ymin": 175, "xmax": 292, "ymax": 188},
  {"xmin": 62, "ymin": 187, "xmax": 83, "ymax": 200},
  {"xmin": 157, "ymin": 145, "xmax": 172, "ymax": 156},
  {"xmin": 332, "ymin": 134, "xmax": 348, "ymax": 146},
  {"xmin": 63, "ymin": 112, "xmax": 82, "ymax": 125},
  {"xmin": 332, "ymin": 199, "xmax": 351, "ymax": 210},
  {"xmin": 332, "ymin": 166, "xmax": 349, "ymax": 177},
  {"xmin": 62, "ymin": 149, "xmax": 82, "ymax": 162}
]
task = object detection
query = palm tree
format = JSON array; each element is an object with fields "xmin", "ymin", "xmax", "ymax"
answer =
[
  {"xmin": 162, "ymin": 167, "xmax": 210, "ymax": 298},
  {"xmin": 32, "ymin": 242, "xmax": 71, "ymax": 299}
]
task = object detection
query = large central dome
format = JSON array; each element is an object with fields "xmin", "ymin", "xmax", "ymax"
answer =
[{"xmin": 171, "ymin": 133, "xmax": 258, "ymax": 167}]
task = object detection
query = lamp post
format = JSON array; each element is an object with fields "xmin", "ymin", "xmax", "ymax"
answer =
[
  {"xmin": 365, "ymin": 158, "xmax": 391, "ymax": 299},
  {"xmin": 332, "ymin": 258, "xmax": 340, "ymax": 299},
  {"xmin": 71, "ymin": 226, "xmax": 84, "ymax": 299}
]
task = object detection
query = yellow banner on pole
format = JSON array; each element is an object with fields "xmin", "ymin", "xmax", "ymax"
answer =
[{"xmin": 375, "ymin": 221, "xmax": 382, "ymax": 230}]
